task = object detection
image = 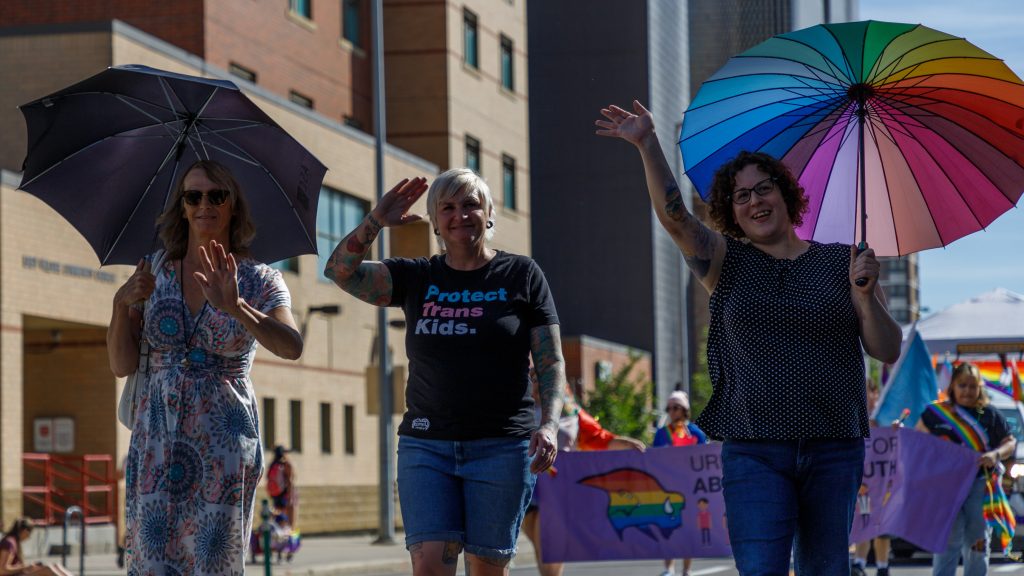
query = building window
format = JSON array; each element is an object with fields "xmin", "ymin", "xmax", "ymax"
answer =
[
  {"xmin": 465, "ymin": 135, "xmax": 481, "ymax": 174},
  {"xmin": 270, "ymin": 258, "xmax": 299, "ymax": 274},
  {"xmin": 262, "ymin": 397, "xmax": 276, "ymax": 449},
  {"xmin": 500, "ymin": 35, "xmax": 514, "ymax": 90},
  {"xmin": 463, "ymin": 9, "xmax": 478, "ymax": 69},
  {"xmin": 290, "ymin": 0, "xmax": 312, "ymax": 19},
  {"xmin": 343, "ymin": 404, "xmax": 356, "ymax": 455},
  {"xmin": 317, "ymin": 187, "xmax": 369, "ymax": 282},
  {"xmin": 343, "ymin": 115, "xmax": 363, "ymax": 131},
  {"xmin": 289, "ymin": 90, "xmax": 314, "ymax": 109},
  {"xmin": 320, "ymin": 402, "xmax": 333, "ymax": 454},
  {"xmin": 228, "ymin": 62, "xmax": 257, "ymax": 84},
  {"xmin": 502, "ymin": 154, "xmax": 516, "ymax": 210},
  {"xmin": 342, "ymin": 0, "xmax": 361, "ymax": 47},
  {"xmin": 289, "ymin": 400, "xmax": 303, "ymax": 453}
]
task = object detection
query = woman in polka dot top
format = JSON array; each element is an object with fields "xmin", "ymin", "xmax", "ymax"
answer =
[{"xmin": 597, "ymin": 101, "xmax": 902, "ymax": 575}]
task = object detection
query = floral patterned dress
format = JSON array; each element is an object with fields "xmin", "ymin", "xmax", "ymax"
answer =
[{"xmin": 125, "ymin": 256, "xmax": 290, "ymax": 576}]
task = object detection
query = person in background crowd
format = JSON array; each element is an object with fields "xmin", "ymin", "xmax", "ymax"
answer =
[
  {"xmin": 0, "ymin": 517, "xmax": 73, "ymax": 576},
  {"xmin": 521, "ymin": 373, "xmax": 645, "ymax": 576},
  {"xmin": 853, "ymin": 377, "xmax": 893, "ymax": 576},
  {"xmin": 917, "ymin": 362, "xmax": 1016, "ymax": 576},
  {"xmin": 653, "ymin": 391, "xmax": 708, "ymax": 576}
]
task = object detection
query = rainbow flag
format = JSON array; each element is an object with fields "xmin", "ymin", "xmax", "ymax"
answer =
[{"xmin": 984, "ymin": 467, "xmax": 1016, "ymax": 554}]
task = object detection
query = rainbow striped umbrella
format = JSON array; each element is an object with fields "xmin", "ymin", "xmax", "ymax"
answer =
[{"xmin": 680, "ymin": 20, "xmax": 1024, "ymax": 256}]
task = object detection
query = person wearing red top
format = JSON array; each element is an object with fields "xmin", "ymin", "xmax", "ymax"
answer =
[{"xmin": 652, "ymin": 391, "xmax": 708, "ymax": 576}]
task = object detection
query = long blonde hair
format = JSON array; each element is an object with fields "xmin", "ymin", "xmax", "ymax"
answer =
[{"xmin": 155, "ymin": 160, "xmax": 256, "ymax": 260}]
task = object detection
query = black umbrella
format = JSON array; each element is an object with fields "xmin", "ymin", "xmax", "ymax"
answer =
[{"xmin": 18, "ymin": 64, "xmax": 327, "ymax": 265}]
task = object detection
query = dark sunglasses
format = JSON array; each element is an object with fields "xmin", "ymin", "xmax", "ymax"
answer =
[{"xmin": 182, "ymin": 189, "xmax": 230, "ymax": 206}]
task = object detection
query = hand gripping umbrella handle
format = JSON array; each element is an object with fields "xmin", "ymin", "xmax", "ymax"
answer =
[{"xmin": 855, "ymin": 241, "xmax": 869, "ymax": 287}]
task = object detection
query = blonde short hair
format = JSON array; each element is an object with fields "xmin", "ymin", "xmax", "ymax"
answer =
[{"xmin": 426, "ymin": 168, "xmax": 495, "ymax": 249}]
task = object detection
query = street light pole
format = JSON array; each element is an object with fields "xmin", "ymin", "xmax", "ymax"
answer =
[{"xmin": 371, "ymin": 0, "xmax": 395, "ymax": 545}]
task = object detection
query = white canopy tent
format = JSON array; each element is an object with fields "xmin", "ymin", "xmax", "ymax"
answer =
[{"xmin": 907, "ymin": 288, "xmax": 1024, "ymax": 357}]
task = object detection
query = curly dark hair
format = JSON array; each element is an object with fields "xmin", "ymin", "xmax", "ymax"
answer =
[{"xmin": 706, "ymin": 151, "xmax": 809, "ymax": 239}]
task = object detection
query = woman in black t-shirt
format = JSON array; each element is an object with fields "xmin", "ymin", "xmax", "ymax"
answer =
[
  {"xmin": 324, "ymin": 169, "xmax": 564, "ymax": 576},
  {"xmin": 916, "ymin": 362, "xmax": 1016, "ymax": 575},
  {"xmin": 596, "ymin": 101, "xmax": 903, "ymax": 574}
]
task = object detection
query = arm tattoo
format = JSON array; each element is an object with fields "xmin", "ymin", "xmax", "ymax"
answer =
[
  {"xmin": 530, "ymin": 325, "xmax": 566, "ymax": 432},
  {"xmin": 324, "ymin": 214, "xmax": 392, "ymax": 305},
  {"xmin": 681, "ymin": 214, "xmax": 714, "ymax": 279},
  {"xmin": 664, "ymin": 183, "xmax": 685, "ymax": 222}
]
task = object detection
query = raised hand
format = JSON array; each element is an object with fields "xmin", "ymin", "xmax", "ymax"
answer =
[
  {"xmin": 595, "ymin": 100, "xmax": 657, "ymax": 147},
  {"xmin": 115, "ymin": 259, "xmax": 156, "ymax": 307},
  {"xmin": 372, "ymin": 177, "xmax": 429, "ymax": 228},
  {"xmin": 194, "ymin": 240, "xmax": 242, "ymax": 315}
]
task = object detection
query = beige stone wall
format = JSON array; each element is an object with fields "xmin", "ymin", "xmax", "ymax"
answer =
[{"xmin": 0, "ymin": 22, "xmax": 439, "ymax": 532}]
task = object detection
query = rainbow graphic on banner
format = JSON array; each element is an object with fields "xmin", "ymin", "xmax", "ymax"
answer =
[{"xmin": 578, "ymin": 468, "xmax": 685, "ymax": 541}]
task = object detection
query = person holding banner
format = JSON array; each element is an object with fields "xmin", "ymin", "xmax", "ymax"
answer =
[
  {"xmin": 521, "ymin": 374, "xmax": 645, "ymax": 576},
  {"xmin": 916, "ymin": 362, "xmax": 1016, "ymax": 576},
  {"xmin": 653, "ymin": 390, "xmax": 708, "ymax": 576},
  {"xmin": 596, "ymin": 101, "xmax": 902, "ymax": 575}
]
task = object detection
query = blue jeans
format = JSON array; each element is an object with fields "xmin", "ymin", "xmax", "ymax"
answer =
[
  {"xmin": 932, "ymin": 475, "xmax": 990, "ymax": 576},
  {"xmin": 722, "ymin": 438, "xmax": 865, "ymax": 576},
  {"xmin": 396, "ymin": 435, "xmax": 535, "ymax": 559}
]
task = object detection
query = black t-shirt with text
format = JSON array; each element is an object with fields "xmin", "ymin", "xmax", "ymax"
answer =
[{"xmin": 385, "ymin": 251, "xmax": 559, "ymax": 440}]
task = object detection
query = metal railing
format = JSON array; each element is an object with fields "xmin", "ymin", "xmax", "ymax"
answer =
[{"xmin": 22, "ymin": 453, "xmax": 116, "ymax": 527}]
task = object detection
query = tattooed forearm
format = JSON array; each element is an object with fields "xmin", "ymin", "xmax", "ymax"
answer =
[
  {"xmin": 664, "ymin": 183, "xmax": 685, "ymax": 221},
  {"xmin": 324, "ymin": 213, "xmax": 392, "ymax": 305},
  {"xmin": 530, "ymin": 325, "xmax": 566, "ymax": 432},
  {"xmin": 681, "ymin": 214, "xmax": 714, "ymax": 279}
]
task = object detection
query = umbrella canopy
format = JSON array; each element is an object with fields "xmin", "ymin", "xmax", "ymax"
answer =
[
  {"xmin": 680, "ymin": 20, "xmax": 1024, "ymax": 256},
  {"xmin": 19, "ymin": 64, "xmax": 327, "ymax": 265}
]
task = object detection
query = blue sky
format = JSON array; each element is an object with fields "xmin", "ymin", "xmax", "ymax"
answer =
[{"xmin": 858, "ymin": 0, "xmax": 1024, "ymax": 315}]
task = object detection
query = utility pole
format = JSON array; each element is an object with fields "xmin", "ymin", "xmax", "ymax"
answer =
[{"xmin": 371, "ymin": 0, "xmax": 395, "ymax": 545}]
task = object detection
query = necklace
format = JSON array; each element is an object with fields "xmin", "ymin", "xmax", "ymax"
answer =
[{"xmin": 179, "ymin": 260, "xmax": 209, "ymax": 367}]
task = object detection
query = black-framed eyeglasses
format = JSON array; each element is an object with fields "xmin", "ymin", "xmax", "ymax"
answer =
[
  {"xmin": 730, "ymin": 177, "xmax": 776, "ymax": 205},
  {"xmin": 182, "ymin": 189, "xmax": 230, "ymax": 206}
]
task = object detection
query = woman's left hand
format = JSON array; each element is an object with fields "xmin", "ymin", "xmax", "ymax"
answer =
[
  {"xmin": 195, "ymin": 240, "xmax": 242, "ymax": 316},
  {"xmin": 980, "ymin": 450, "xmax": 1000, "ymax": 469},
  {"xmin": 529, "ymin": 424, "xmax": 558, "ymax": 474}
]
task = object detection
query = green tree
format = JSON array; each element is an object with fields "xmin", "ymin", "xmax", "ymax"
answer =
[
  {"xmin": 689, "ymin": 326, "xmax": 713, "ymax": 420},
  {"xmin": 585, "ymin": 352, "xmax": 658, "ymax": 445}
]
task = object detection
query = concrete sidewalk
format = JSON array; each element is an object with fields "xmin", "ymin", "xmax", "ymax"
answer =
[{"xmin": 24, "ymin": 532, "xmax": 539, "ymax": 575}]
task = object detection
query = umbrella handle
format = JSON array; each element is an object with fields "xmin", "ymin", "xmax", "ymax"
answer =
[{"xmin": 854, "ymin": 241, "xmax": 869, "ymax": 287}]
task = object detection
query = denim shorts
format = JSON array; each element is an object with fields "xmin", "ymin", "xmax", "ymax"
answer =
[{"xmin": 397, "ymin": 435, "xmax": 536, "ymax": 559}]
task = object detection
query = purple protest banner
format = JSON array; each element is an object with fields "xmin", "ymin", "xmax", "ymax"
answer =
[
  {"xmin": 850, "ymin": 427, "xmax": 978, "ymax": 552},
  {"xmin": 538, "ymin": 429, "xmax": 979, "ymax": 562},
  {"xmin": 537, "ymin": 445, "xmax": 731, "ymax": 562}
]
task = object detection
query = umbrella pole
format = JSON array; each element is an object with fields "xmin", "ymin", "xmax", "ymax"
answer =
[
  {"xmin": 854, "ymin": 88, "xmax": 870, "ymax": 286},
  {"xmin": 857, "ymin": 94, "xmax": 867, "ymax": 249}
]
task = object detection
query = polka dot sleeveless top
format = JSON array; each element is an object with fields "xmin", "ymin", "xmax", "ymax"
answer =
[{"xmin": 695, "ymin": 237, "xmax": 869, "ymax": 440}]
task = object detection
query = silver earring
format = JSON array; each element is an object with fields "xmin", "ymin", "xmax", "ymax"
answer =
[
  {"xmin": 486, "ymin": 221, "xmax": 494, "ymax": 229},
  {"xmin": 433, "ymin": 228, "xmax": 440, "ymax": 235}
]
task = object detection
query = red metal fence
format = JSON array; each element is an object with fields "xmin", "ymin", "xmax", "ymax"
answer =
[{"xmin": 23, "ymin": 453, "xmax": 116, "ymax": 526}]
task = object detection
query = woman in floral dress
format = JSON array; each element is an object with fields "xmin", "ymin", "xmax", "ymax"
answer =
[{"xmin": 108, "ymin": 160, "xmax": 303, "ymax": 575}]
